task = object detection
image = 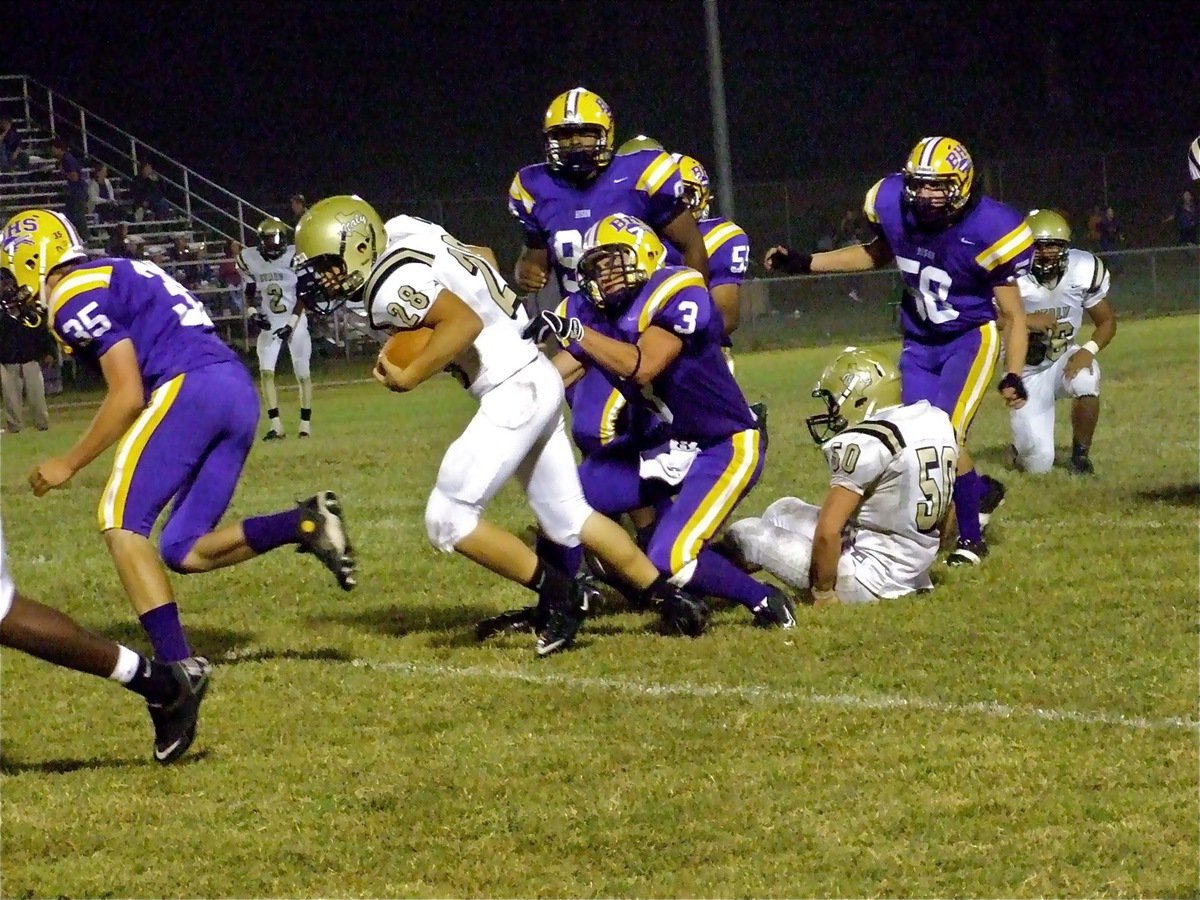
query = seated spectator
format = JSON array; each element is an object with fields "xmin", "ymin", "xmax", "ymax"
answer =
[
  {"xmin": 1096, "ymin": 206, "xmax": 1124, "ymax": 252},
  {"xmin": 104, "ymin": 222, "xmax": 134, "ymax": 258},
  {"xmin": 288, "ymin": 193, "xmax": 308, "ymax": 227},
  {"xmin": 87, "ymin": 162, "xmax": 124, "ymax": 223},
  {"xmin": 130, "ymin": 160, "xmax": 171, "ymax": 221},
  {"xmin": 168, "ymin": 234, "xmax": 199, "ymax": 288},
  {"xmin": 0, "ymin": 117, "xmax": 24, "ymax": 171},
  {"xmin": 50, "ymin": 137, "xmax": 90, "ymax": 241},
  {"xmin": 835, "ymin": 208, "xmax": 864, "ymax": 248},
  {"xmin": 218, "ymin": 239, "xmax": 243, "ymax": 288},
  {"xmin": 1085, "ymin": 205, "xmax": 1104, "ymax": 247},
  {"xmin": 1163, "ymin": 189, "xmax": 1198, "ymax": 245}
]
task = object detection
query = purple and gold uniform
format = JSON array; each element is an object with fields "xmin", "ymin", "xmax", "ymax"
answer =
[
  {"xmin": 508, "ymin": 149, "xmax": 684, "ymax": 295},
  {"xmin": 864, "ymin": 172, "xmax": 1033, "ymax": 440},
  {"xmin": 48, "ymin": 258, "xmax": 258, "ymax": 558},
  {"xmin": 664, "ymin": 215, "xmax": 749, "ymax": 361},
  {"xmin": 580, "ymin": 266, "xmax": 763, "ymax": 586}
]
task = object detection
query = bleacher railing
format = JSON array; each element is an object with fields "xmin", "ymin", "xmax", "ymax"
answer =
[{"xmin": 0, "ymin": 74, "xmax": 270, "ymax": 246}]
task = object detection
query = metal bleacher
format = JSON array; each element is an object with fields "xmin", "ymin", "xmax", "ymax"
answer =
[{"xmin": 0, "ymin": 74, "xmax": 280, "ymax": 352}]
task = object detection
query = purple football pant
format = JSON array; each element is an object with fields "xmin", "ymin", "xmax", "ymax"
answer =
[
  {"xmin": 899, "ymin": 321, "xmax": 999, "ymax": 443},
  {"xmin": 97, "ymin": 362, "xmax": 259, "ymax": 565},
  {"xmin": 577, "ymin": 451, "xmax": 677, "ymax": 517}
]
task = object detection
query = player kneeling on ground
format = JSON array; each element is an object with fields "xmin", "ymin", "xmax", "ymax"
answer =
[
  {"xmin": 1011, "ymin": 209, "xmax": 1116, "ymax": 475},
  {"xmin": 721, "ymin": 347, "xmax": 957, "ymax": 604},
  {"xmin": 294, "ymin": 196, "xmax": 706, "ymax": 656}
]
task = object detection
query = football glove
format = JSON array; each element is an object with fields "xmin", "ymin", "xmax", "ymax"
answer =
[
  {"xmin": 273, "ymin": 323, "xmax": 294, "ymax": 342},
  {"xmin": 1025, "ymin": 331, "xmax": 1049, "ymax": 366},
  {"xmin": 522, "ymin": 309, "xmax": 583, "ymax": 346},
  {"xmin": 997, "ymin": 372, "xmax": 1028, "ymax": 401},
  {"xmin": 250, "ymin": 311, "xmax": 271, "ymax": 330},
  {"xmin": 765, "ymin": 246, "xmax": 813, "ymax": 275}
]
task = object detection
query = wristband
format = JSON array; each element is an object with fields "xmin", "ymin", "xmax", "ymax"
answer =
[
  {"xmin": 287, "ymin": 313, "xmax": 301, "ymax": 329},
  {"xmin": 811, "ymin": 587, "xmax": 838, "ymax": 605},
  {"xmin": 1081, "ymin": 340, "xmax": 1100, "ymax": 356}
]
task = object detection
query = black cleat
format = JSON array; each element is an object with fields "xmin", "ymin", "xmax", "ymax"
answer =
[
  {"xmin": 296, "ymin": 491, "xmax": 356, "ymax": 590},
  {"xmin": 946, "ymin": 537, "xmax": 988, "ymax": 567},
  {"xmin": 535, "ymin": 577, "xmax": 599, "ymax": 657},
  {"xmin": 262, "ymin": 430, "xmax": 286, "ymax": 441},
  {"xmin": 750, "ymin": 401, "xmax": 768, "ymax": 451},
  {"xmin": 147, "ymin": 656, "xmax": 212, "ymax": 765},
  {"xmin": 978, "ymin": 475, "xmax": 1006, "ymax": 529},
  {"xmin": 1068, "ymin": 454, "xmax": 1095, "ymax": 476},
  {"xmin": 475, "ymin": 605, "xmax": 544, "ymax": 641},
  {"xmin": 751, "ymin": 585, "xmax": 796, "ymax": 628}
]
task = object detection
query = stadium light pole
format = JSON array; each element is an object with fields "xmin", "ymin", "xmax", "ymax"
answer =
[{"xmin": 704, "ymin": 0, "xmax": 736, "ymax": 219}]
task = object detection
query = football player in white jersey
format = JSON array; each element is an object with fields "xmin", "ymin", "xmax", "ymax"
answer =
[
  {"xmin": 293, "ymin": 196, "xmax": 708, "ymax": 656},
  {"xmin": 1011, "ymin": 209, "xmax": 1117, "ymax": 475},
  {"xmin": 720, "ymin": 347, "xmax": 958, "ymax": 603},
  {"xmin": 238, "ymin": 217, "xmax": 313, "ymax": 440}
]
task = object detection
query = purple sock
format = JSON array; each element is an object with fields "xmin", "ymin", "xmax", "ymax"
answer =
[
  {"xmin": 139, "ymin": 602, "xmax": 191, "ymax": 663},
  {"xmin": 243, "ymin": 507, "xmax": 304, "ymax": 554},
  {"xmin": 535, "ymin": 533, "xmax": 583, "ymax": 576},
  {"xmin": 954, "ymin": 469, "xmax": 984, "ymax": 543},
  {"xmin": 688, "ymin": 549, "xmax": 772, "ymax": 612}
]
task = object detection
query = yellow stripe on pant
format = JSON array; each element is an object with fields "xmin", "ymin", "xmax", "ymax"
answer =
[
  {"xmin": 950, "ymin": 321, "xmax": 999, "ymax": 443},
  {"xmin": 97, "ymin": 374, "xmax": 185, "ymax": 531},
  {"xmin": 670, "ymin": 428, "xmax": 760, "ymax": 574}
]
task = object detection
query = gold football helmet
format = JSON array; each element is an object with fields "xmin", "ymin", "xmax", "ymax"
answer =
[
  {"xmin": 0, "ymin": 208, "xmax": 88, "ymax": 314},
  {"xmin": 257, "ymin": 216, "xmax": 290, "ymax": 261},
  {"xmin": 806, "ymin": 346, "xmax": 903, "ymax": 444},
  {"xmin": 543, "ymin": 87, "xmax": 615, "ymax": 180},
  {"xmin": 577, "ymin": 214, "xmax": 666, "ymax": 312},
  {"xmin": 292, "ymin": 195, "xmax": 387, "ymax": 314},
  {"xmin": 902, "ymin": 136, "xmax": 975, "ymax": 226},
  {"xmin": 1026, "ymin": 208, "xmax": 1072, "ymax": 285},
  {"xmin": 617, "ymin": 134, "xmax": 664, "ymax": 155},
  {"xmin": 674, "ymin": 153, "xmax": 711, "ymax": 219}
]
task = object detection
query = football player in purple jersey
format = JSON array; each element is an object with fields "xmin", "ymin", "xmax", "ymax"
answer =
[
  {"xmin": 508, "ymin": 88, "xmax": 708, "ymax": 298},
  {"xmin": 1, "ymin": 210, "xmax": 356, "ymax": 759},
  {"xmin": 525, "ymin": 214, "xmax": 795, "ymax": 628},
  {"xmin": 764, "ymin": 137, "xmax": 1032, "ymax": 566}
]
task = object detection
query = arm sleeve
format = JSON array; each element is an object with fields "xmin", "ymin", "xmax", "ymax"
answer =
[
  {"xmin": 1082, "ymin": 255, "xmax": 1111, "ymax": 307},
  {"xmin": 507, "ymin": 172, "xmax": 547, "ymax": 248},
  {"xmin": 645, "ymin": 279, "xmax": 712, "ymax": 340}
]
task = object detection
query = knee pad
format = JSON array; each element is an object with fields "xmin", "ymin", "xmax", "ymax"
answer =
[
  {"xmin": 424, "ymin": 488, "xmax": 481, "ymax": 553},
  {"xmin": 533, "ymin": 495, "xmax": 591, "ymax": 548},
  {"xmin": 1066, "ymin": 359, "xmax": 1100, "ymax": 397},
  {"xmin": 1015, "ymin": 447, "xmax": 1055, "ymax": 475}
]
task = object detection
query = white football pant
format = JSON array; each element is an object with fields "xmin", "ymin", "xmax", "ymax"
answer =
[
  {"xmin": 256, "ymin": 315, "xmax": 312, "ymax": 378},
  {"xmin": 1010, "ymin": 346, "xmax": 1101, "ymax": 474}
]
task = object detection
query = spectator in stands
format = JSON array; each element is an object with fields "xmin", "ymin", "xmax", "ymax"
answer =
[
  {"xmin": 50, "ymin": 137, "xmax": 90, "ymax": 242},
  {"xmin": 1096, "ymin": 206, "xmax": 1124, "ymax": 252},
  {"xmin": 1086, "ymin": 205, "xmax": 1104, "ymax": 247},
  {"xmin": 104, "ymin": 222, "xmax": 134, "ymax": 258},
  {"xmin": 1163, "ymin": 189, "xmax": 1198, "ymax": 245},
  {"xmin": 835, "ymin": 208, "xmax": 866, "ymax": 248},
  {"xmin": 87, "ymin": 162, "xmax": 123, "ymax": 223},
  {"xmin": 168, "ymin": 234, "xmax": 198, "ymax": 288},
  {"xmin": 0, "ymin": 117, "xmax": 23, "ymax": 171},
  {"xmin": 218, "ymin": 240, "xmax": 245, "ymax": 314},
  {"xmin": 288, "ymin": 193, "xmax": 308, "ymax": 227},
  {"xmin": 0, "ymin": 310, "xmax": 54, "ymax": 433},
  {"xmin": 130, "ymin": 161, "xmax": 170, "ymax": 221}
]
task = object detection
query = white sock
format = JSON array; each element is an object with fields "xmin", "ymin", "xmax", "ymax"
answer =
[{"xmin": 109, "ymin": 644, "xmax": 142, "ymax": 683}]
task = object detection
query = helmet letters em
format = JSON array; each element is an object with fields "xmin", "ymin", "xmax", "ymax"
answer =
[
  {"xmin": 902, "ymin": 136, "xmax": 975, "ymax": 226},
  {"xmin": 1026, "ymin": 208, "xmax": 1072, "ymax": 285},
  {"xmin": 0, "ymin": 208, "xmax": 88, "ymax": 315},
  {"xmin": 673, "ymin": 153, "xmax": 712, "ymax": 219},
  {"xmin": 577, "ymin": 214, "xmax": 666, "ymax": 313},
  {"xmin": 543, "ymin": 87, "xmax": 615, "ymax": 180},
  {"xmin": 292, "ymin": 195, "xmax": 387, "ymax": 314},
  {"xmin": 806, "ymin": 347, "xmax": 903, "ymax": 444}
]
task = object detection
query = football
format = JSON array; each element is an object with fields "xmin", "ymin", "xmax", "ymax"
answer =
[{"xmin": 381, "ymin": 328, "xmax": 431, "ymax": 369}]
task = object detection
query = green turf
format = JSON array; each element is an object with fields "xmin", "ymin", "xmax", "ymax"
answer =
[{"xmin": 1, "ymin": 316, "xmax": 1197, "ymax": 897}]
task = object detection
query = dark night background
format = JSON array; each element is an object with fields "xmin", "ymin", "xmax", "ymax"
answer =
[{"xmin": 8, "ymin": 0, "xmax": 1198, "ymax": 209}]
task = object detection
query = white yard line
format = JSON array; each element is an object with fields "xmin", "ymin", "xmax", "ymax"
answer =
[{"xmin": 309, "ymin": 656, "xmax": 1197, "ymax": 733}]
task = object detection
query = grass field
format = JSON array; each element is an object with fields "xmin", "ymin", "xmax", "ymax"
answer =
[{"xmin": 1, "ymin": 315, "xmax": 1197, "ymax": 898}]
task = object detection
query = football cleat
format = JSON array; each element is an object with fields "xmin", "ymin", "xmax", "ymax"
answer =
[
  {"xmin": 978, "ymin": 475, "xmax": 1006, "ymax": 529},
  {"xmin": 296, "ymin": 491, "xmax": 356, "ymax": 591},
  {"xmin": 1068, "ymin": 454, "xmax": 1095, "ymax": 476},
  {"xmin": 535, "ymin": 577, "xmax": 599, "ymax": 657},
  {"xmin": 262, "ymin": 430, "xmax": 285, "ymax": 441},
  {"xmin": 752, "ymin": 585, "xmax": 796, "ymax": 629},
  {"xmin": 749, "ymin": 401, "xmax": 769, "ymax": 452},
  {"xmin": 946, "ymin": 537, "xmax": 988, "ymax": 567},
  {"xmin": 475, "ymin": 605, "xmax": 545, "ymax": 641},
  {"xmin": 147, "ymin": 656, "xmax": 212, "ymax": 765}
]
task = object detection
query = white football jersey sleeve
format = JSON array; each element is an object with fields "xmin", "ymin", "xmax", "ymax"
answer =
[
  {"xmin": 238, "ymin": 245, "xmax": 299, "ymax": 322},
  {"xmin": 821, "ymin": 401, "xmax": 958, "ymax": 598},
  {"xmin": 1017, "ymin": 249, "xmax": 1110, "ymax": 372},
  {"xmin": 361, "ymin": 216, "xmax": 536, "ymax": 397}
]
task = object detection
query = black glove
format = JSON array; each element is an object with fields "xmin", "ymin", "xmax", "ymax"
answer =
[
  {"xmin": 998, "ymin": 372, "xmax": 1028, "ymax": 401},
  {"xmin": 765, "ymin": 246, "xmax": 813, "ymax": 275},
  {"xmin": 273, "ymin": 323, "xmax": 294, "ymax": 342},
  {"xmin": 250, "ymin": 311, "xmax": 271, "ymax": 330},
  {"xmin": 522, "ymin": 309, "xmax": 583, "ymax": 345},
  {"xmin": 1025, "ymin": 332, "xmax": 1049, "ymax": 367}
]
